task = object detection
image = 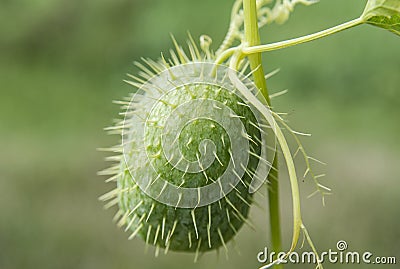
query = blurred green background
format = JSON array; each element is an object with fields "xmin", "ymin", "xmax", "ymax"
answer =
[{"xmin": 0, "ymin": 0, "xmax": 399, "ymax": 268}]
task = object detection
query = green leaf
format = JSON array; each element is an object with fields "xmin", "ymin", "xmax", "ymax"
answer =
[{"xmin": 362, "ymin": 0, "xmax": 400, "ymax": 35}]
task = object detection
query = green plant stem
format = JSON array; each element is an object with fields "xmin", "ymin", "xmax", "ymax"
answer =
[
  {"xmin": 229, "ymin": 50, "xmax": 303, "ymax": 266},
  {"xmin": 242, "ymin": 17, "xmax": 364, "ymax": 54},
  {"xmin": 214, "ymin": 47, "xmax": 238, "ymax": 67},
  {"xmin": 268, "ymin": 158, "xmax": 282, "ymax": 259},
  {"xmin": 242, "ymin": 1, "xmax": 283, "ymax": 268},
  {"xmin": 243, "ymin": 0, "xmax": 269, "ymax": 102}
]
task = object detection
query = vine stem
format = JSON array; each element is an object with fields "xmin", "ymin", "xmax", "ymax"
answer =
[
  {"xmin": 224, "ymin": 3, "xmax": 364, "ymax": 269},
  {"xmin": 242, "ymin": 1, "xmax": 283, "ymax": 268},
  {"xmin": 243, "ymin": 0, "xmax": 269, "ymax": 102},
  {"xmin": 243, "ymin": 17, "xmax": 364, "ymax": 54},
  {"xmin": 229, "ymin": 50, "xmax": 303, "ymax": 267}
]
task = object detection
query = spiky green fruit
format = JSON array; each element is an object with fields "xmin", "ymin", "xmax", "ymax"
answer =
[
  {"xmin": 119, "ymin": 82, "xmax": 261, "ymax": 252},
  {"xmin": 100, "ymin": 40, "xmax": 272, "ymax": 257}
]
